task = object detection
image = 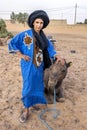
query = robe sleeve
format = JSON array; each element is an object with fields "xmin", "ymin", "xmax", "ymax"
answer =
[
  {"xmin": 8, "ymin": 33, "xmax": 23, "ymax": 54},
  {"xmin": 47, "ymin": 40, "xmax": 57, "ymax": 59}
]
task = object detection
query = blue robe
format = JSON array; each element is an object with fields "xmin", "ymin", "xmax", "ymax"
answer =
[{"xmin": 8, "ymin": 29, "xmax": 57, "ymax": 108}]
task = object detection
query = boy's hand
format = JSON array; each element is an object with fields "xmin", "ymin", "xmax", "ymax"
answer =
[
  {"xmin": 16, "ymin": 51, "xmax": 31, "ymax": 61},
  {"xmin": 55, "ymin": 55, "xmax": 65, "ymax": 65}
]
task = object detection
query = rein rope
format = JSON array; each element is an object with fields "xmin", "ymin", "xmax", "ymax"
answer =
[{"xmin": 38, "ymin": 87, "xmax": 61, "ymax": 130}]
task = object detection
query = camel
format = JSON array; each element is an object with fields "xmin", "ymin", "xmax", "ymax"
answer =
[{"xmin": 44, "ymin": 59, "xmax": 71, "ymax": 104}]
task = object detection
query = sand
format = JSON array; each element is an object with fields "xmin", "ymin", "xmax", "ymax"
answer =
[{"xmin": 0, "ymin": 22, "xmax": 87, "ymax": 130}]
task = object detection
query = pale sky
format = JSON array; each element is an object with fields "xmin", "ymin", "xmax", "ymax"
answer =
[{"xmin": 0, "ymin": 0, "xmax": 87, "ymax": 24}]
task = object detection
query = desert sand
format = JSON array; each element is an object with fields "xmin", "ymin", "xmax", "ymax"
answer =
[{"xmin": 0, "ymin": 21, "xmax": 87, "ymax": 130}]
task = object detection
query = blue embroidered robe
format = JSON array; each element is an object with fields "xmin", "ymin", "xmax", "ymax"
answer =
[{"xmin": 8, "ymin": 29, "xmax": 57, "ymax": 108}]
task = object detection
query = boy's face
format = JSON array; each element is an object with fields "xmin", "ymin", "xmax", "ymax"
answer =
[{"xmin": 33, "ymin": 18, "xmax": 44, "ymax": 33}]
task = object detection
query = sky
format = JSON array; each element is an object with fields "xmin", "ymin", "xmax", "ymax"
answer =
[{"xmin": 0, "ymin": 0, "xmax": 87, "ymax": 24}]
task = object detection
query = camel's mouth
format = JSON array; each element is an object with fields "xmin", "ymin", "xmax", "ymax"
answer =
[{"xmin": 48, "ymin": 80, "xmax": 57, "ymax": 88}]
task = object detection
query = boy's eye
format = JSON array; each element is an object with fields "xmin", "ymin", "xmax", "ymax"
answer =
[{"xmin": 36, "ymin": 21, "xmax": 39, "ymax": 23}]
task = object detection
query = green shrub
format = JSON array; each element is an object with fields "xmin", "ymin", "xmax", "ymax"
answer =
[{"xmin": 0, "ymin": 19, "xmax": 14, "ymax": 38}]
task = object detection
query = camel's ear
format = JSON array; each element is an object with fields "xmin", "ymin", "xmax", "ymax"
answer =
[{"xmin": 66, "ymin": 61, "xmax": 72, "ymax": 68}]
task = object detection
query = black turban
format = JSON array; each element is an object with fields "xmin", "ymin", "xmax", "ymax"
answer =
[{"xmin": 27, "ymin": 10, "xmax": 50, "ymax": 29}]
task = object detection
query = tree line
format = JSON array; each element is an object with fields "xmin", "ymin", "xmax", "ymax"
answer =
[
  {"xmin": 10, "ymin": 11, "xmax": 87, "ymax": 24},
  {"xmin": 10, "ymin": 12, "xmax": 28, "ymax": 25}
]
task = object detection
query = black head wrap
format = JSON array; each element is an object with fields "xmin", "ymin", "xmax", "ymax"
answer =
[{"xmin": 27, "ymin": 10, "xmax": 50, "ymax": 29}]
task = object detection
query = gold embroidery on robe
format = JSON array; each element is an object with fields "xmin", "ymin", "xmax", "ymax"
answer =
[
  {"xmin": 33, "ymin": 37, "xmax": 43, "ymax": 67},
  {"xmin": 24, "ymin": 33, "xmax": 32, "ymax": 46}
]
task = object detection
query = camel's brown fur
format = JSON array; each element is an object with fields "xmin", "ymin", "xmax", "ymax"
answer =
[{"xmin": 44, "ymin": 60, "xmax": 71, "ymax": 104}]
